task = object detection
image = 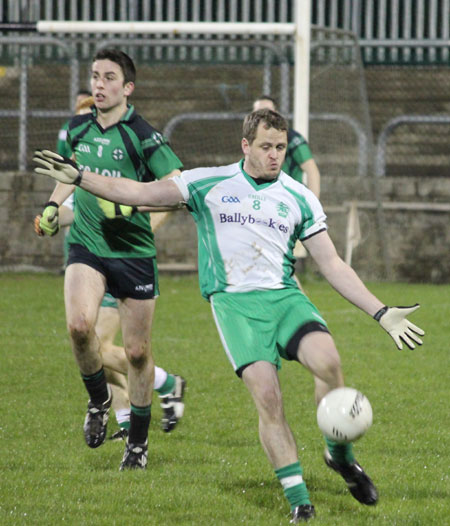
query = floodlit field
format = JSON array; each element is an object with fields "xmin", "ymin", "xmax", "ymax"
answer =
[{"xmin": 0, "ymin": 273, "xmax": 448, "ymax": 525}]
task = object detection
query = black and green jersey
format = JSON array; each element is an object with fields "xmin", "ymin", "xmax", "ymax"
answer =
[
  {"xmin": 282, "ymin": 128, "xmax": 313, "ymax": 184},
  {"xmin": 66, "ymin": 104, "xmax": 183, "ymax": 258}
]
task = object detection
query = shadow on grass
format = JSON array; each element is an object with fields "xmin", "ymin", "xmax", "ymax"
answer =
[{"xmin": 218, "ymin": 476, "xmax": 285, "ymax": 514}]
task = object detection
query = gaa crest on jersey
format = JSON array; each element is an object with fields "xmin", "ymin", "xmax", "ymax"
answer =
[
  {"xmin": 277, "ymin": 202, "xmax": 290, "ymax": 218},
  {"xmin": 77, "ymin": 144, "xmax": 91, "ymax": 153},
  {"xmin": 112, "ymin": 148, "xmax": 125, "ymax": 161},
  {"xmin": 221, "ymin": 195, "xmax": 240, "ymax": 203}
]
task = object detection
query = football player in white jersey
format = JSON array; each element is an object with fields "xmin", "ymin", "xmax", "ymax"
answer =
[{"xmin": 34, "ymin": 109, "xmax": 424, "ymax": 524}]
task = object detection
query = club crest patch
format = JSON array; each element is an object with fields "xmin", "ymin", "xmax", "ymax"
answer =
[{"xmin": 112, "ymin": 148, "xmax": 124, "ymax": 161}]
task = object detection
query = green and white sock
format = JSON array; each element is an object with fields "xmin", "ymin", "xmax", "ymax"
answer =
[
  {"xmin": 115, "ymin": 408, "xmax": 130, "ymax": 430},
  {"xmin": 156, "ymin": 373, "xmax": 175, "ymax": 396},
  {"xmin": 275, "ymin": 461, "xmax": 311, "ymax": 510}
]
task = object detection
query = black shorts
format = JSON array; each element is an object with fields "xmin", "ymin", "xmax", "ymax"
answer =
[{"xmin": 67, "ymin": 243, "xmax": 159, "ymax": 300}]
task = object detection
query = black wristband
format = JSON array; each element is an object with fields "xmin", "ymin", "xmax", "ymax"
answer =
[
  {"xmin": 73, "ymin": 171, "xmax": 83, "ymax": 186},
  {"xmin": 373, "ymin": 306, "xmax": 389, "ymax": 322},
  {"xmin": 44, "ymin": 201, "xmax": 59, "ymax": 209},
  {"xmin": 64, "ymin": 157, "xmax": 83, "ymax": 186}
]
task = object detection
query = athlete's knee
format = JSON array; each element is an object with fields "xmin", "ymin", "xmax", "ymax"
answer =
[
  {"xmin": 126, "ymin": 344, "xmax": 150, "ymax": 369},
  {"xmin": 318, "ymin": 347, "xmax": 342, "ymax": 382},
  {"xmin": 68, "ymin": 316, "xmax": 96, "ymax": 349}
]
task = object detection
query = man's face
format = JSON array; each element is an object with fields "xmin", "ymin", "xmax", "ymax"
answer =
[
  {"xmin": 242, "ymin": 122, "xmax": 287, "ymax": 181},
  {"xmin": 90, "ymin": 59, "xmax": 133, "ymax": 112}
]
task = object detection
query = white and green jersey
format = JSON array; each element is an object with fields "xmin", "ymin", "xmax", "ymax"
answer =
[{"xmin": 172, "ymin": 160, "xmax": 327, "ymax": 299}]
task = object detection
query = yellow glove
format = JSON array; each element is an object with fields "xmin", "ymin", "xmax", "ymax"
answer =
[
  {"xmin": 97, "ymin": 197, "xmax": 136, "ymax": 219},
  {"xmin": 38, "ymin": 201, "xmax": 59, "ymax": 236}
]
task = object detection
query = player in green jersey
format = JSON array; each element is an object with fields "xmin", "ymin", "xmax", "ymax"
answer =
[
  {"xmin": 36, "ymin": 48, "xmax": 183, "ymax": 471},
  {"xmin": 35, "ymin": 196, "xmax": 187, "ymax": 437},
  {"xmin": 34, "ymin": 109, "xmax": 425, "ymax": 523},
  {"xmin": 39, "ymin": 94, "xmax": 186, "ymax": 436}
]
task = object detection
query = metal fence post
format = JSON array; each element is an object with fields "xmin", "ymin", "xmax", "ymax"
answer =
[{"xmin": 18, "ymin": 44, "xmax": 28, "ymax": 172}]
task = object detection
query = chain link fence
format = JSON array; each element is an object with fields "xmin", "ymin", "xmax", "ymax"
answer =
[
  {"xmin": 0, "ymin": 30, "xmax": 375, "ymax": 176},
  {"xmin": 367, "ymin": 65, "xmax": 450, "ymax": 178}
]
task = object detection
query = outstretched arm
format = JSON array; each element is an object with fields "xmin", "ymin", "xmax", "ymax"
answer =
[
  {"xmin": 303, "ymin": 230, "xmax": 424, "ymax": 350},
  {"xmin": 139, "ymin": 170, "xmax": 185, "ymax": 230},
  {"xmin": 33, "ymin": 150, "xmax": 185, "ymax": 208},
  {"xmin": 81, "ymin": 170, "xmax": 183, "ymax": 208},
  {"xmin": 304, "ymin": 230, "xmax": 383, "ymax": 315}
]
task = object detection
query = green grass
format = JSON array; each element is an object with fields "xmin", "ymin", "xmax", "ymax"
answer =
[{"xmin": 0, "ymin": 273, "xmax": 448, "ymax": 525}]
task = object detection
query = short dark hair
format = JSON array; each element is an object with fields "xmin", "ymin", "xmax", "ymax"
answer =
[
  {"xmin": 254, "ymin": 94, "xmax": 278, "ymax": 110},
  {"xmin": 243, "ymin": 109, "xmax": 288, "ymax": 144},
  {"xmin": 92, "ymin": 48, "xmax": 136, "ymax": 84}
]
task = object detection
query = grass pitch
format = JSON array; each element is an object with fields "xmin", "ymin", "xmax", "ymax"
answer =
[{"xmin": 0, "ymin": 273, "xmax": 448, "ymax": 525}]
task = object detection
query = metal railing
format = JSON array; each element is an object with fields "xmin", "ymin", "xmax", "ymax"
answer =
[
  {"xmin": 375, "ymin": 115, "xmax": 450, "ymax": 177},
  {"xmin": 164, "ymin": 111, "xmax": 369, "ymax": 177},
  {"xmin": 1, "ymin": 33, "xmax": 447, "ymax": 174}
]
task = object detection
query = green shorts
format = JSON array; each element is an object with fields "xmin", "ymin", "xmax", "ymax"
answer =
[{"xmin": 210, "ymin": 288, "xmax": 328, "ymax": 375}]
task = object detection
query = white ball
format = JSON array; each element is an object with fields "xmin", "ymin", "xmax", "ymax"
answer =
[{"xmin": 317, "ymin": 387, "xmax": 373, "ymax": 443}]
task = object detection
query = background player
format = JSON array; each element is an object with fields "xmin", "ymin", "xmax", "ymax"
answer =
[
  {"xmin": 34, "ymin": 198, "xmax": 186, "ymax": 437},
  {"xmin": 34, "ymin": 108, "xmax": 425, "ymax": 523},
  {"xmin": 57, "ymin": 92, "xmax": 92, "ymax": 269},
  {"xmin": 37, "ymin": 94, "xmax": 186, "ymax": 437},
  {"xmin": 35, "ymin": 48, "xmax": 184, "ymax": 471}
]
